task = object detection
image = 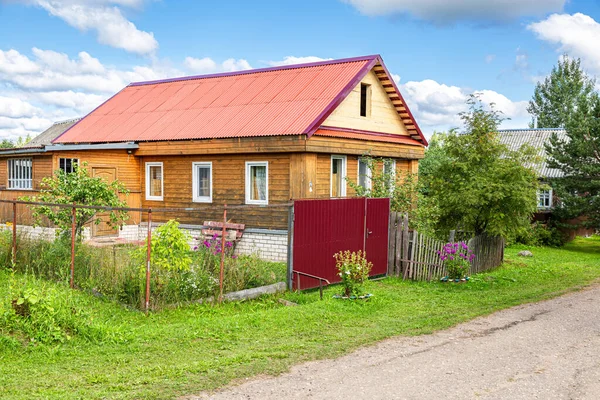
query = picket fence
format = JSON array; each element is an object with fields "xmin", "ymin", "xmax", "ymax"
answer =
[{"xmin": 387, "ymin": 212, "xmax": 505, "ymax": 281}]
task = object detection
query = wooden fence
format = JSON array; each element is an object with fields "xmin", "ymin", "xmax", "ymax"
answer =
[{"xmin": 387, "ymin": 212, "xmax": 505, "ymax": 281}]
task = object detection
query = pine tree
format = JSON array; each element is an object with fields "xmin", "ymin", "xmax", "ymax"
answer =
[
  {"xmin": 545, "ymin": 94, "xmax": 600, "ymax": 229},
  {"xmin": 527, "ymin": 56, "xmax": 596, "ymax": 128}
]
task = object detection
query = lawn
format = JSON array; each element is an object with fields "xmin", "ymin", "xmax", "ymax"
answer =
[{"xmin": 1, "ymin": 236, "xmax": 599, "ymax": 399}]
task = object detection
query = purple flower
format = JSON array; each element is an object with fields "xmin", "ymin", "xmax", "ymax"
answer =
[
  {"xmin": 225, "ymin": 241, "xmax": 233, "ymax": 248},
  {"xmin": 232, "ymin": 254, "xmax": 238, "ymax": 259},
  {"xmin": 449, "ymin": 256, "xmax": 454, "ymax": 261},
  {"xmin": 193, "ymin": 246, "xmax": 198, "ymax": 250},
  {"xmin": 203, "ymin": 240, "xmax": 211, "ymax": 248},
  {"xmin": 212, "ymin": 233, "xmax": 219, "ymax": 240}
]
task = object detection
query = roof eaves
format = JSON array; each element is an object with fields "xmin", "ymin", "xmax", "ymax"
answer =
[
  {"xmin": 129, "ymin": 55, "xmax": 381, "ymax": 87},
  {"xmin": 375, "ymin": 57, "xmax": 428, "ymax": 146}
]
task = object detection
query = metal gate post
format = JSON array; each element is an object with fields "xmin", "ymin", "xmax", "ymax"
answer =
[{"xmin": 286, "ymin": 204, "xmax": 294, "ymax": 291}]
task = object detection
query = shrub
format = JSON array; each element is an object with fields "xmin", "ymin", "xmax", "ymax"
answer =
[
  {"xmin": 333, "ymin": 250, "xmax": 372, "ymax": 297},
  {"xmin": 438, "ymin": 242, "xmax": 474, "ymax": 280},
  {"xmin": 513, "ymin": 222, "xmax": 566, "ymax": 247}
]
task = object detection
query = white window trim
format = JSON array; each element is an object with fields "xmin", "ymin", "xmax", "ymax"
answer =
[
  {"xmin": 8, "ymin": 158, "xmax": 32, "ymax": 190},
  {"xmin": 357, "ymin": 157, "xmax": 372, "ymax": 190},
  {"xmin": 192, "ymin": 162, "xmax": 213, "ymax": 203},
  {"xmin": 330, "ymin": 155, "xmax": 347, "ymax": 197},
  {"xmin": 538, "ymin": 188, "xmax": 553, "ymax": 210},
  {"xmin": 245, "ymin": 161, "xmax": 269, "ymax": 205},
  {"xmin": 145, "ymin": 162, "xmax": 164, "ymax": 201}
]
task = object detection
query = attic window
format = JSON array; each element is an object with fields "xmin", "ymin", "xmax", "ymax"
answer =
[{"xmin": 360, "ymin": 83, "xmax": 371, "ymax": 117}]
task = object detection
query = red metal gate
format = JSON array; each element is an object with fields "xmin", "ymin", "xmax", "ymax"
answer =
[{"xmin": 291, "ymin": 198, "xmax": 390, "ymax": 290}]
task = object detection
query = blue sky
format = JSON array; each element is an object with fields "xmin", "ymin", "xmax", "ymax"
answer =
[{"xmin": 1, "ymin": 0, "xmax": 600, "ymax": 140}]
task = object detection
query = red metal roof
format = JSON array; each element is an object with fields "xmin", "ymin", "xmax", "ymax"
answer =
[
  {"xmin": 54, "ymin": 55, "xmax": 426, "ymax": 145},
  {"xmin": 314, "ymin": 128, "xmax": 425, "ymax": 146}
]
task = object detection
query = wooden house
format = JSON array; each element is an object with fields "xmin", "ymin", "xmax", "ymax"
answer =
[{"xmin": 0, "ymin": 55, "xmax": 427, "ymax": 260}]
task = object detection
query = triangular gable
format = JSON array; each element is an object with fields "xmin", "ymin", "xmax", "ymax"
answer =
[{"xmin": 304, "ymin": 56, "xmax": 427, "ymax": 146}]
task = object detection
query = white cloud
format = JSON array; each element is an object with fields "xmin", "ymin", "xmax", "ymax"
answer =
[
  {"xmin": 18, "ymin": 0, "xmax": 158, "ymax": 55},
  {"xmin": 343, "ymin": 0, "xmax": 565, "ymax": 23},
  {"xmin": 391, "ymin": 73, "xmax": 400, "ymax": 83},
  {"xmin": 528, "ymin": 13, "xmax": 600, "ymax": 74},
  {"xmin": 0, "ymin": 97, "xmax": 43, "ymax": 118},
  {"xmin": 399, "ymin": 79, "xmax": 529, "ymax": 136},
  {"xmin": 184, "ymin": 57, "xmax": 252, "ymax": 74},
  {"xmin": 0, "ymin": 46, "xmax": 180, "ymax": 142},
  {"xmin": 266, "ymin": 56, "xmax": 332, "ymax": 67}
]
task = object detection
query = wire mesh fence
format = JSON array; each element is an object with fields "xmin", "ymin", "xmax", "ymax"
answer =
[{"xmin": 0, "ymin": 199, "xmax": 291, "ymax": 311}]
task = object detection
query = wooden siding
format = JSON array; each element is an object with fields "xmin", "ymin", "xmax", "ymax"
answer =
[
  {"xmin": 0, "ymin": 155, "xmax": 52, "ymax": 191},
  {"xmin": 289, "ymin": 153, "xmax": 317, "ymax": 199},
  {"xmin": 135, "ymin": 136, "xmax": 307, "ymax": 156},
  {"xmin": 140, "ymin": 154, "xmax": 291, "ymax": 229},
  {"xmin": 305, "ymin": 135, "xmax": 424, "ymax": 159},
  {"xmin": 322, "ymin": 69, "xmax": 409, "ymax": 136},
  {"xmin": 52, "ymin": 150, "xmax": 141, "ymax": 193}
]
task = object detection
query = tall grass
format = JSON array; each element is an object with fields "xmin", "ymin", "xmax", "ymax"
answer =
[{"xmin": 0, "ymin": 229, "xmax": 285, "ymax": 310}]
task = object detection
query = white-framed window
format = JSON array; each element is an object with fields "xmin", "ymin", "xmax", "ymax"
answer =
[
  {"xmin": 8, "ymin": 158, "xmax": 32, "ymax": 190},
  {"xmin": 59, "ymin": 158, "xmax": 79, "ymax": 174},
  {"xmin": 383, "ymin": 158, "xmax": 396, "ymax": 193},
  {"xmin": 192, "ymin": 162, "xmax": 212, "ymax": 203},
  {"xmin": 245, "ymin": 161, "xmax": 268, "ymax": 205},
  {"xmin": 357, "ymin": 158, "xmax": 371, "ymax": 190},
  {"xmin": 145, "ymin": 162, "xmax": 163, "ymax": 201},
  {"xmin": 538, "ymin": 188, "xmax": 552, "ymax": 209},
  {"xmin": 330, "ymin": 155, "xmax": 347, "ymax": 197}
]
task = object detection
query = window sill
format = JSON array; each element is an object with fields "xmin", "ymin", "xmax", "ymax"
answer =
[
  {"xmin": 145, "ymin": 197, "xmax": 164, "ymax": 202},
  {"xmin": 245, "ymin": 200, "xmax": 269, "ymax": 206},
  {"xmin": 193, "ymin": 198, "xmax": 212, "ymax": 203}
]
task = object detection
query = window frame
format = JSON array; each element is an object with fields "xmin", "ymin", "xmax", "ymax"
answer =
[
  {"xmin": 383, "ymin": 158, "xmax": 396, "ymax": 193},
  {"xmin": 245, "ymin": 161, "xmax": 269, "ymax": 205},
  {"xmin": 59, "ymin": 157, "xmax": 79, "ymax": 174},
  {"xmin": 8, "ymin": 158, "xmax": 32, "ymax": 190},
  {"xmin": 537, "ymin": 188, "xmax": 552, "ymax": 210},
  {"xmin": 192, "ymin": 162, "xmax": 213, "ymax": 203},
  {"xmin": 145, "ymin": 162, "xmax": 164, "ymax": 201},
  {"xmin": 330, "ymin": 155, "xmax": 347, "ymax": 197},
  {"xmin": 357, "ymin": 157, "xmax": 372, "ymax": 190}
]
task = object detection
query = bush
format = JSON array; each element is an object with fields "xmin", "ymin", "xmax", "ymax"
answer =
[
  {"xmin": 333, "ymin": 250, "xmax": 372, "ymax": 297},
  {"xmin": 513, "ymin": 222, "xmax": 566, "ymax": 247}
]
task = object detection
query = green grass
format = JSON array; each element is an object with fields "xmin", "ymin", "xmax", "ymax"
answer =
[{"xmin": 1, "ymin": 236, "xmax": 599, "ymax": 399}]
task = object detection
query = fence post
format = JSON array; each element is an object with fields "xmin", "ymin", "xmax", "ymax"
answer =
[
  {"xmin": 218, "ymin": 205, "xmax": 227, "ymax": 304},
  {"xmin": 12, "ymin": 200, "xmax": 16, "ymax": 266},
  {"xmin": 449, "ymin": 230, "xmax": 456, "ymax": 242},
  {"xmin": 401, "ymin": 214, "xmax": 409, "ymax": 279},
  {"xmin": 286, "ymin": 205, "xmax": 294, "ymax": 291},
  {"xmin": 70, "ymin": 203, "xmax": 76, "ymax": 289},
  {"xmin": 145, "ymin": 209, "xmax": 152, "ymax": 313}
]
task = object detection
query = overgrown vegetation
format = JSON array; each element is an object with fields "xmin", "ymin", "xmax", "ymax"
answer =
[
  {"xmin": 0, "ymin": 220, "xmax": 285, "ymax": 311},
  {"xmin": 0, "ymin": 236, "xmax": 598, "ymax": 399}
]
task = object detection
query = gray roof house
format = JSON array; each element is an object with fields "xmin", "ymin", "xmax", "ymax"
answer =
[
  {"xmin": 497, "ymin": 128, "xmax": 568, "ymax": 212},
  {"xmin": 497, "ymin": 128, "xmax": 566, "ymax": 179},
  {"xmin": 24, "ymin": 118, "xmax": 81, "ymax": 149}
]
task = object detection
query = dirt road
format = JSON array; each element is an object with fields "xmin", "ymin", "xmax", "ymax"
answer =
[{"xmin": 192, "ymin": 285, "xmax": 600, "ymax": 399}]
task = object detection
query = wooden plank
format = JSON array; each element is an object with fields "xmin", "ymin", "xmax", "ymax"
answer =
[
  {"xmin": 203, "ymin": 221, "xmax": 245, "ymax": 230},
  {"xmin": 387, "ymin": 212, "xmax": 396, "ymax": 276},
  {"xmin": 401, "ymin": 214, "xmax": 410, "ymax": 279}
]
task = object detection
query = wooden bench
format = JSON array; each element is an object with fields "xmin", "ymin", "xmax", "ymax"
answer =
[{"xmin": 202, "ymin": 221, "xmax": 245, "ymax": 243}]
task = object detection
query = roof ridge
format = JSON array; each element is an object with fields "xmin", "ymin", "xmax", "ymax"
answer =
[
  {"xmin": 129, "ymin": 55, "xmax": 381, "ymax": 87},
  {"xmin": 497, "ymin": 128, "xmax": 566, "ymax": 132}
]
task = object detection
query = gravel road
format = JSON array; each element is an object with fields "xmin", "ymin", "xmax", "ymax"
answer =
[{"xmin": 190, "ymin": 285, "xmax": 600, "ymax": 400}]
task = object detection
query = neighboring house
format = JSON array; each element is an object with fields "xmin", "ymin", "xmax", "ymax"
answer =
[
  {"xmin": 497, "ymin": 128, "xmax": 566, "ymax": 219},
  {"xmin": 0, "ymin": 55, "xmax": 427, "ymax": 260}
]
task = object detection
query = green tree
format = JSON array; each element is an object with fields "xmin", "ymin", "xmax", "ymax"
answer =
[
  {"xmin": 347, "ymin": 156, "xmax": 418, "ymax": 216},
  {"xmin": 23, "ymin": 163, "xmax": 130, "ymax": 239},
  {"xmin": 545, "ymin": 95, "xmax": 600, "ymax": 229},
  {"xmin": 527, "ymin": 55, "xmax": 596, "ymax": 128},
  {"xmin": 16, "ymin": 134, "xmax": 31, "ymax": 148},
  {"xmin": 424, "ymin": 95, "xmax": 540, "ymax": 237},
  {"xmin": 0, "ymin": 139, "xmax": 14, "ymax": 149}
]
